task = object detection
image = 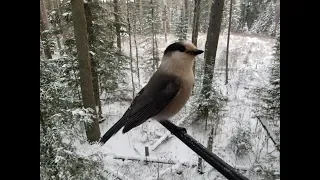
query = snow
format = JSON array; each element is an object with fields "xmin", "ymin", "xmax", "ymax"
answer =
[
  {"xmin": 73, "ymin": 32, "xmax": 278, "ymax": 179},
  {"xmin": 62, "ymin": 12, "xmax": 71, "ymax": 17},
  {"xmin": 104, "ymin": 166, "xmax": 131, "ymax": 180}
]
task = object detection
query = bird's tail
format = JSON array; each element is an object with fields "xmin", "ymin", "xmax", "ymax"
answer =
[{"xmin": 99, "ymin": 117, "xmax": 127, "ymax": 145}]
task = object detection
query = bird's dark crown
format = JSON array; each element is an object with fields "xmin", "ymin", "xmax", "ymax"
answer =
[
  {"xmin": 164, "ymin": 42, "xmax": 186, "ymax": 55},
  {"xmin": 164, "ymin": 41, "xmax": 204, "ymax": 56}
]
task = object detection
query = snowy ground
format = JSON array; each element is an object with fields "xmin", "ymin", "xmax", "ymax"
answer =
[{"xmin": 75, "ymin": 33, "xmax": 278, "ymax": 180}]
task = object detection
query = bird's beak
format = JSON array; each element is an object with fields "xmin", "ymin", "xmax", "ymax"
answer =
[{"xmin": 194, "ymin": 49, "xmax": 204, "ymax": 55}]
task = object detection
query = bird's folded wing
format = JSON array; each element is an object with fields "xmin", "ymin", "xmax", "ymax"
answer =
[{"xmin": 122, "ymin": 75, "xmax": 181, "ymax": 133}]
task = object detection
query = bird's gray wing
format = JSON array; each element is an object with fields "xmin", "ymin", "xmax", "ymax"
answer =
[
  {"xmin": 99, "ymin": 72, "xmax": 181, "ymax": 145},
  {"xmin": 121, "ymin": 73, "xmax": 181, "ymax": 133}
]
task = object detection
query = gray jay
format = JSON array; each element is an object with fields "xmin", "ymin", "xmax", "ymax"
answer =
[{"xmin": 99, "ymin": 40, "xmax": 204, "ymax": 144}]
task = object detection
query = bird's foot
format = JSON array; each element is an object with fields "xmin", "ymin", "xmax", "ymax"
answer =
[{"xmin": 172, "ymin": 126, "xmax": 187, "ymax": 134}]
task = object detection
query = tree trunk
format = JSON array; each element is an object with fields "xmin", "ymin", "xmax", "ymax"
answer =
[
  {"xmin": 191, "ymin": 0, "xmax": 201, "ymax": 47},
  {"xmin": 198, "ymin": 123, "xmax": 215, "ymax": 174},
  {"xmin": 40, "ymin": 110, "xmax": 47, "ymax": 135},
  {"xmin": 71, "ymin": 0, "xmax": 101, "ymax": 142},
  {"xmin": 40, "ymin": 33, "xmax": 45, "ymax": 56},
  {"xmin": 197, "ymin": 0, "xmax": 225, "ymax": 119},
  {"xmin": 240, "ymin": 0, "xmax": 248, "ymax": 31},
  {"xmin": 191, "ymin": 0, "xmax": 201, "ymax": 74},
  {"xmin": 133, "ymin": 0, "xmax": 141, "ymax": 88},
  {"xmin": 72, "ymin": 61, "xmax": 82, "ymax": 103},
  {"xmin": 273, "ymin": 0, "xmax": 280, "ymax": 37},
  {"xmin": 197, "ymin": 157, "xmax": 203, "ymax": 174},
  {"xmin": 56, "ymin": 0, "xmax": 64, "ymax": 45},
  {"xmin": 114, "ymin": 0, "xmax": 121, "ymax": 51},
  {"xmin": 183, "ymin": 0, "xmax": 189, "ymax": 40},
  {"xmin": 45, "ymin": 0, "xmax": 54, "ymax": 11},
  {"xmin": 84, "ymin": 1, "xmax": 103, "ymax": 119},
  {"xmin": 167, "ymin": 1, "xmax": 171, "ymax": 33},
  {"xmin": 155, "ymin": 35, "xmax": 159, "ymax": 67},
  {"xmin": 225, "ymin": 0, "xmax": 232, "ymax": 85},
  {"xmin": 52, "ymin": 0, "xmax": 62, "ymax": 51},
  {"xmin": 206, "ymin": 0, "xmax": 211, "ymax": 32},
  {"xmin": 40, "ymin": 0, "xmax": 52, "ymax": 59},
  {"xmin": 151, "ymin": 0, "xmax": 158, "ymax": 71},
  {"xmin": 207, "ymin": 126, "xmax": 214, "ymax": 152},
  {"xmin": 164, "ymin": 3, "xmax": 168, "ymax": 42},
  {"xmin": 55, "ymin": 33, "xmax": 62, "ymax": 50},
  {"xmin": 127, "ymin": 0, "xmax": 136, "ymax": 98},
  {"xmin": 139, "ymin": 0, "xmax": 143, "ymax": 33}
]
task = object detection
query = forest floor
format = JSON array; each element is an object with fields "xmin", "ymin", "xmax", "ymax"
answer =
[{"xmin": 75, "ymin": 33, "xmax": 279, "ymax": 180}]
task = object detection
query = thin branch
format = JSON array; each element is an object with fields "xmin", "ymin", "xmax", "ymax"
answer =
[
  {"xmin": 225, "ymin": 0, "xmax": 232, "ymax": 85},
  {"xmin": 256, "ymin": 116, "xmax": 280, "ymax": 152}
]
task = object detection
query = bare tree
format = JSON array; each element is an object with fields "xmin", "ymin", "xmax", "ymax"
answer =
[
  {"xmin": 71, "ymin": 0, "xmax": 101, "ymax": 142},
  {"xmin": 133, "ymin": 0, "xmax": 141, "ymax": 87},
  {"xmin": 163, "ymin": 0, "xmax": 168, "ymax": 42},
  {"xmin": 196, "ymin": 0, "xmax": 225, "ymax": 174},
  {"xmin": 273, "ymin": 0, "xmax": 280, "ymax": 36},
  {"xmin": 40, "ymin": 0, "xmax": 52, "ymax": 59},
  {"xmin": 191, "ymin": 0, "xmax": 201, "ymax": 46},
  {"xmin": 191, "ymin": 0, "xmax": 201, "ymax": 74},
  {"xmin": 47, "ymin": 0, "xmax": 62, "ymax": 50},
  {"xmin": 84, "ymin": 1, "xmax": 103, "ymax": 119},
  {"xmin": 113, "ymin": 0, "xmax": 121, "ymax": 51},
  {"xmin": 225, "ymin": 0, "xmax": 232, "ymax": 85},
  {"xmin": 197, "ymin": 0, "xmax": 225, "ymax": 120},
  {"xmin": 127, "ymin": 0, "xmax": 136, "ymax": 98},
  {"xmin": 183, "ymin": 0, "xmax": 189, "ymax": 39},
  {"xmin": 55, "ymin": 0, "xmax": 64, "ymax": 45},
  {"xmin": 139, "ymin": 0, "xmax": 143, "ymax": 32},
  {"xmin": 151, "ymin": 0, "xmax": 159, "ymax": 71}
]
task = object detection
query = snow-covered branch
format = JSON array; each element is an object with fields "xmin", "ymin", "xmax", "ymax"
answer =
[
  {"xmin": 150, "ymin": 117, "xmax": 187, "ymax": 151},
  {"xmin": 149, "ymin": 131, "xmax": 172, "ymax": 151},
  {"xmin": 104, "ymin": 154, "xmax": 196, "ymax": 167}
]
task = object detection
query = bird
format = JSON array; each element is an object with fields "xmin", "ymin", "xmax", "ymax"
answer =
[{"xmin": 99, "ymin": 40, "xmax": 204, "ymax": 145}]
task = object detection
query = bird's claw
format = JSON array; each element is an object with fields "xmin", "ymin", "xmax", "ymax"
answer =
[{"xmin": 172, "ymin": 126, "xmax": 187, "ymax": 134}]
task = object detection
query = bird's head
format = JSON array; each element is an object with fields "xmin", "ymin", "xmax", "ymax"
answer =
[
  {"xmin": 163, "ymin": 40, "xmax": 204, "ymax": 59},
  {"xmin": 160, "ymin": 40, "xmax": 204, "ymax": 74}
]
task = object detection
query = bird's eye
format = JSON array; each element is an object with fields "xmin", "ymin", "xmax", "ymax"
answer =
[
  {"xmin": 179, "ymin": 46, "xmax": 186, "ymax": 52},
  {"xmin": 164, "ymin": 42, "xmax": 186, "ymax": 55}
]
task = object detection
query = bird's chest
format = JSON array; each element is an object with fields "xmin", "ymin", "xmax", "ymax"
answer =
[{"xmin": 155, "ymin": 76, "xmax": 194, "ymax": 120}]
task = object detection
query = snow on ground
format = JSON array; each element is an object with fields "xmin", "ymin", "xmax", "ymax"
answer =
[{"xmin": 75, "ymin": 33, "xmax": 277, "ymax": 179}]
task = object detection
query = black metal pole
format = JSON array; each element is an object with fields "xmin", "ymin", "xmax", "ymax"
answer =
[{"xmin": 159, "ymin": 120, "xmax": 249, "ymax": 180}]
